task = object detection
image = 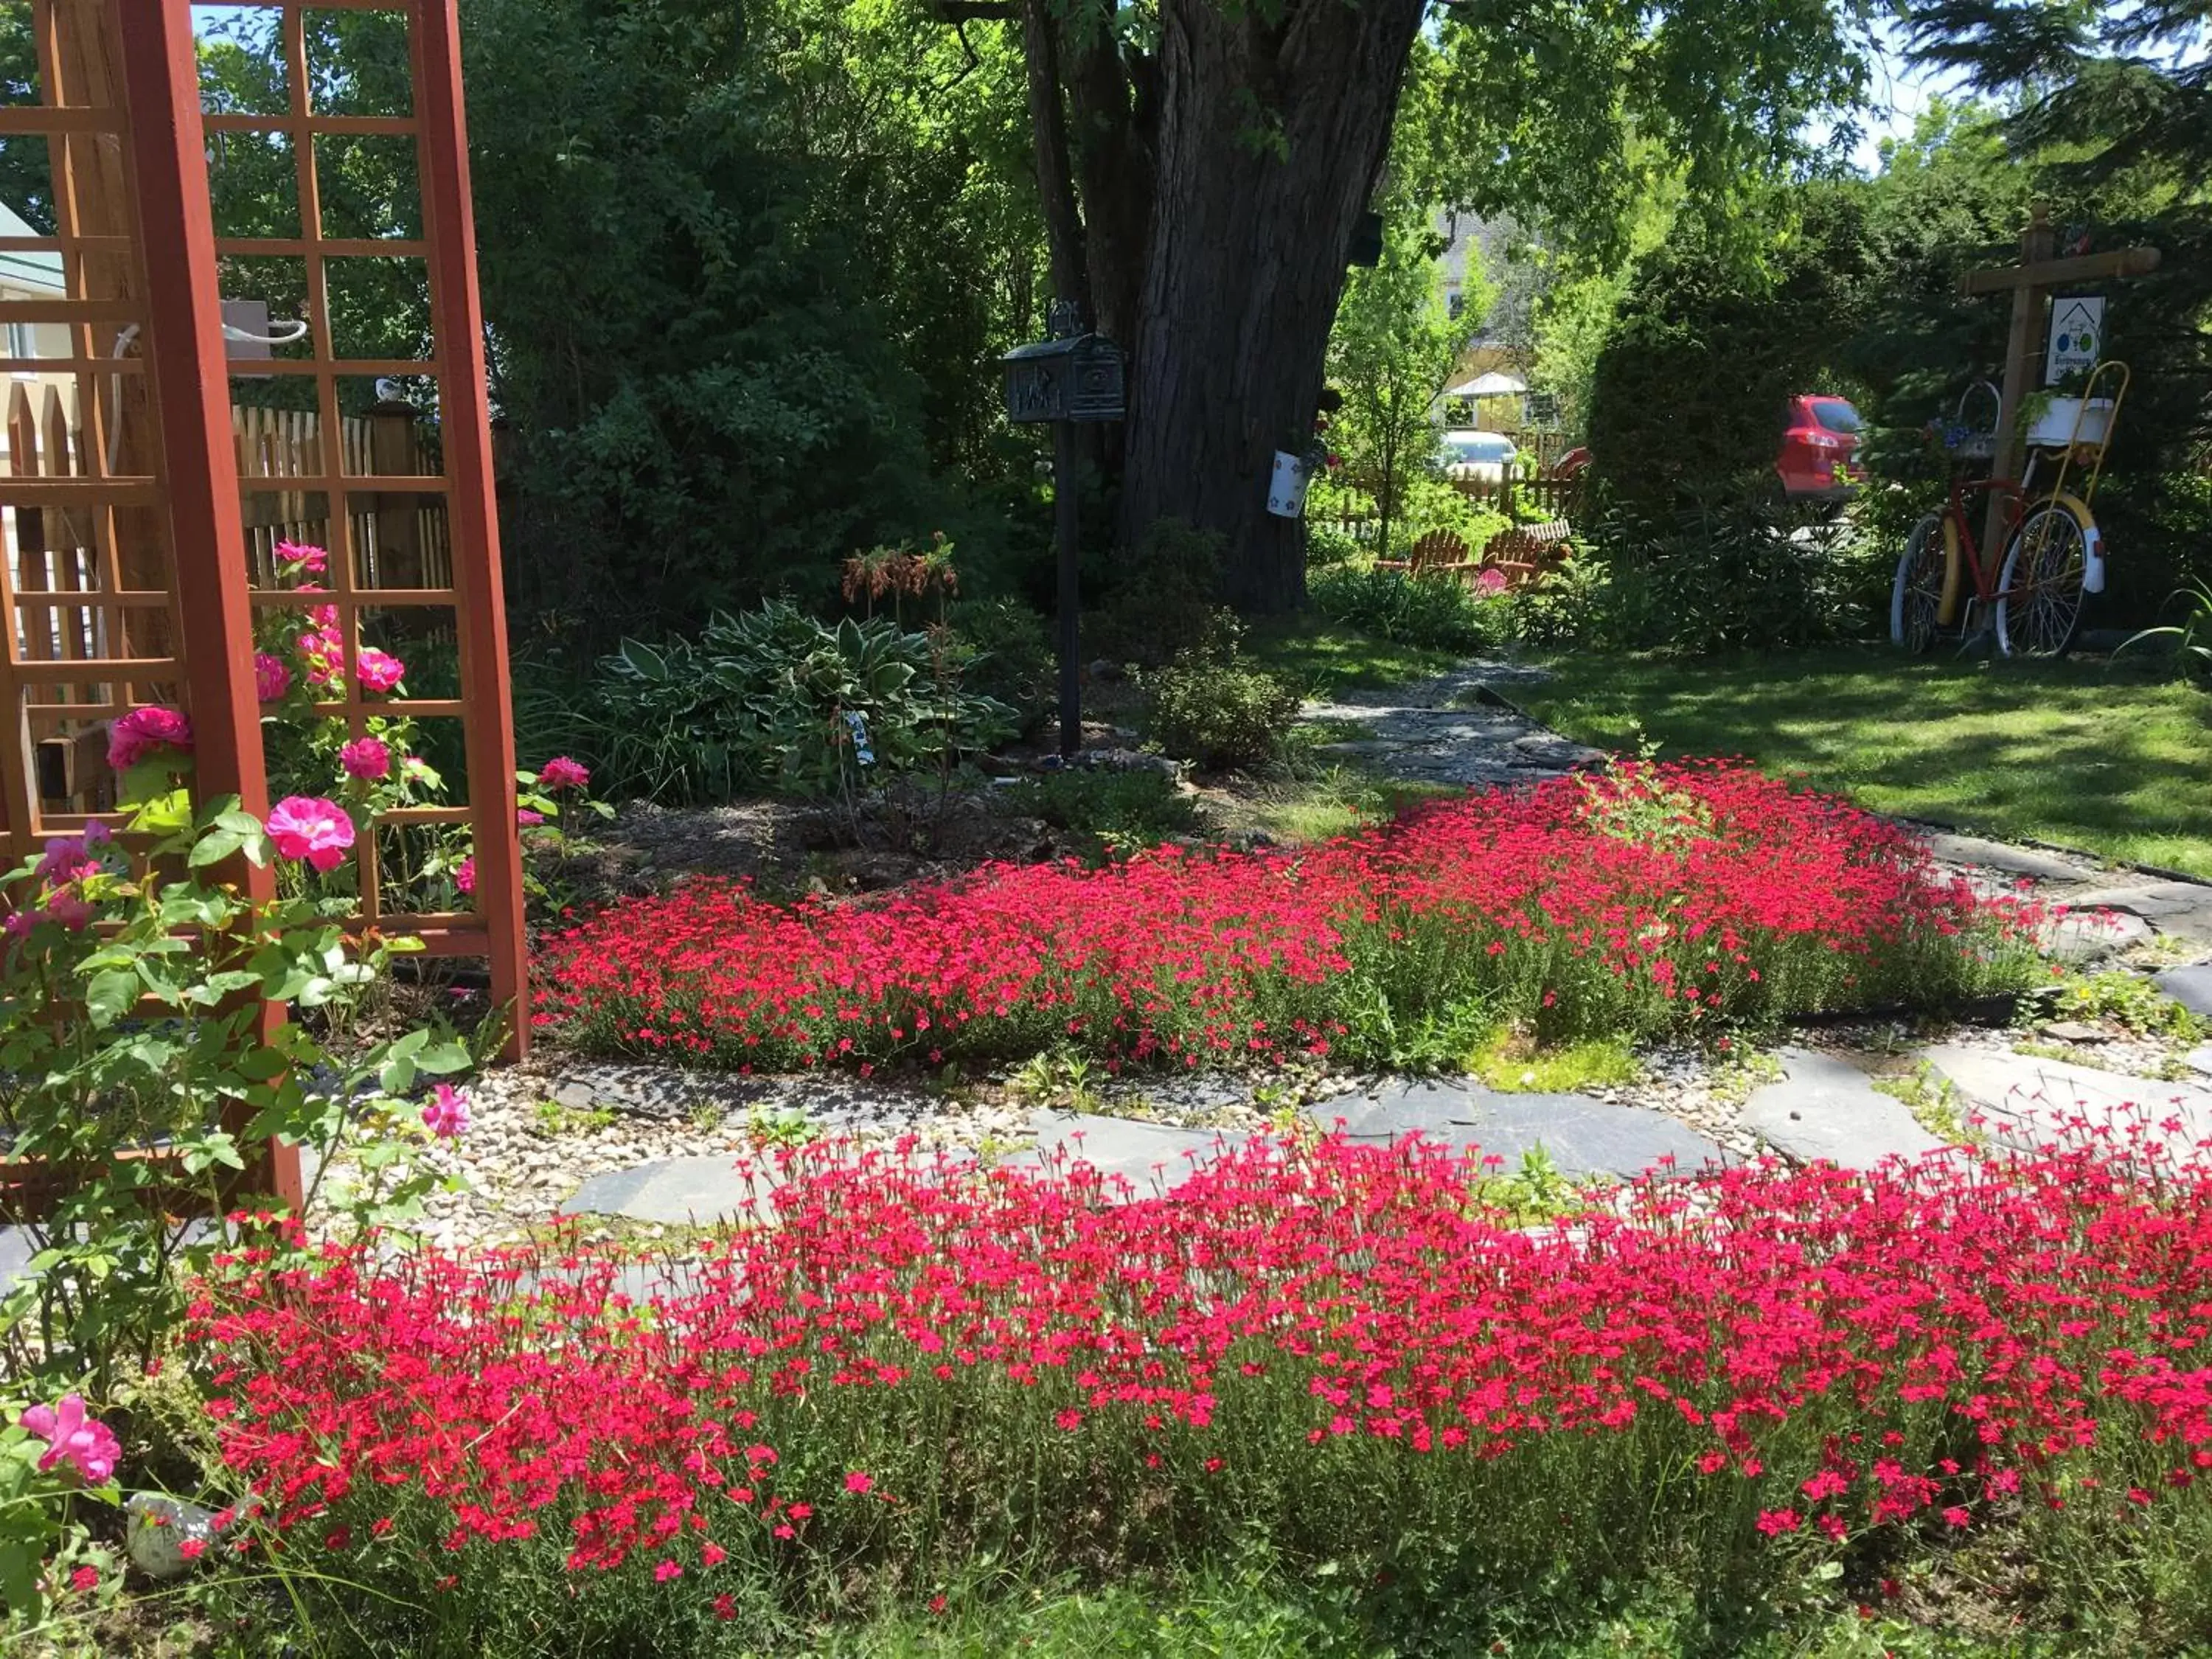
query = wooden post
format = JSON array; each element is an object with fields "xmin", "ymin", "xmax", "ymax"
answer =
[
  {"xmin": 1053, "ymin": 416, "xmax": 1080, "ymax": 758},
  {"xmin": 413, "ymin": 0, "xmax": 529, "ymax": 1057},
  {"xmin": 1962, "ymin": 204, "xmax": 2159, "ymax": 571},
  {"xmin": 368, "ymin": 397, "xmax": 425, "ymax": 589},
  {"xmin": 118, "ymin": 1, "xmax": 300, "ymax": 1211},
  {"xmin": 1981, "ymin": 206, "xmax": 2056, "ymax": 560}
]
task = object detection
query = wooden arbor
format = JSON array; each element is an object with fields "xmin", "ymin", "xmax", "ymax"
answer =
[{"xmin": 0, "ymin": 1, "xmax": 526, "ymax": 1209}]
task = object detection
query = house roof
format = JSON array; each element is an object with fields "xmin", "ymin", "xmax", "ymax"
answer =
[{"xmin": 0, "ymin": 201, "xmax": 63, "ymax": 296}]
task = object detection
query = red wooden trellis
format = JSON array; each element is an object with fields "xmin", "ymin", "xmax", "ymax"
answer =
[{"xmin": 0, "ymin": 0, "xmax": 525, "ymax": 1217}]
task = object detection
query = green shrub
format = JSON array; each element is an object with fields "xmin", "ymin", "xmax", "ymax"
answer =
[
  {"xmin": 1572, "ymin": 495, "xmax": 1868, "ymax": 655},
  {"xmin": 1310, "ymin": 563, "xmax": 1510, "ymax": 653},
  {"xmin": 1305, "ymin": 522, "xmax": 1364, "ymax": 567},
  {"xmin": 1009, "ymin": 768, "xmax": 1203, "ymax": 859},
  {"xmin": 593, "ymin": 602, "xmax": 1016, "ymax": 803},
  {"xmin": 949, "ymin": 597, "xmax": 1057, "ymax": 735},
  {"xmin": 1093, "ymin": 521, "xmax": 1223, "ymax": 667},
  {"xmin": 1142, "ymin": 613, "xmax": 1302, "ymax": 771}
]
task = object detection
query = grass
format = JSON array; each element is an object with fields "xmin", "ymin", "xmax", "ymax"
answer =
[
  {"xmin": 1245, "ymin": 616, "xmax": 1462, "ymax": 697},
  {"xmin": 1514, "ymin": 646, "xmax": 2212, "ymax": 877}
]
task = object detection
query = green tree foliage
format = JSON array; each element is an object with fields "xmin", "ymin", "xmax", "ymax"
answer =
[
  {"xmin": 1326, "ymin": 212, "xmax": 1484, "ymax": 559},
  {"xmin": 459, "ymin": 0, "xmax": 998, "ymax": 633},
  {"xmin": 1587, "ymin": 186, "xmax": 1884, "ymax": 512}
]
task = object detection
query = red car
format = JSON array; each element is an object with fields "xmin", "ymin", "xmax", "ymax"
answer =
[{"xmin": 1778, "ymin": 394, "xmax": 1864, "ymax": 502}]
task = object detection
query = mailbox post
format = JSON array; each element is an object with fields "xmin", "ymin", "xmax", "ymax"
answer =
[{"xmin": 1001, "ymin": 304, "xmax": 1125, "ymax": 757}]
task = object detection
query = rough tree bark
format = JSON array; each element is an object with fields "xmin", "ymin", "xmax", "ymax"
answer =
[{"xmin": 1025, "ymin": 0, "xmax": 1426, "ymax": 613}]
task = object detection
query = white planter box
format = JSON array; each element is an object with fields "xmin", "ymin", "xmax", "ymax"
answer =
[{"xmin": 2025, "ymin": 397, "xmax": 2114, "ymax": 450}]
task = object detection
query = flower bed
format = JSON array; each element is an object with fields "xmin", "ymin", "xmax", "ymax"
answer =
[
  {"xmin": 189, "ymin": 1129, "xmax": 2212, "ymax": 1648},
  {"xmin": 534, "ymin": 761, "xmax": 2046, "ymax": 1070}
]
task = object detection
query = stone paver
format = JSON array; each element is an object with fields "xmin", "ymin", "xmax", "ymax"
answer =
[
  {"xmin": 1304, "ymin": 1078, "xmax": 1726, "ymax": 1178},
  {"xmin": 2158, "ymin": 965, "xmax": 2212, "ymax": 1018},
  {"xmin": 1303, "ymin": 664, "xmax": 1601, "ymax": 789},
  {"xmin": 1001, "ymin": 1110, "xmax": 1250, "ymax": 1194},
  {"xmin": 2042, "ymin": 908, "xmax": 2155, "ymax": 963},
  {"xmin": 1742, "ymin": 1048, "xmax": 1945, "ymax": 1167},
  {"xmin": 1917, "ymin": 1043, "xmax": 2212, "ymax": 1158},
  {"xmin": 560, "ymin": 1155, "xmax": 780, "ymax": 1228}
]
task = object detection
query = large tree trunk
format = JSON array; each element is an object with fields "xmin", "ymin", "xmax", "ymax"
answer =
[{"xmin": 1110, "ymin": 0, "xmax": 1425, "ymax": 612}]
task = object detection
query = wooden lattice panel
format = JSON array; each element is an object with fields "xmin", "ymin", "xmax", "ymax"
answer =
[{"xmin": 0, "ymin": 1, "xmax": 524, "ymax": 1046}]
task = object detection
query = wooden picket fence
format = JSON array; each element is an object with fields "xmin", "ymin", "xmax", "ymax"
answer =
[
  {"xmin": 2, "ymin": 381, "xmax": 456, "ymax": 810},
  {"xmin": 232, "ymin": 402, "xmax": 453, "ymax": 591}
]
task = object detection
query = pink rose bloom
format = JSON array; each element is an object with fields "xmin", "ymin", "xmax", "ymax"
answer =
[
  {"xmin": 516, "ymin": 808, "xmax": 544, "ymax": 827},
  {"xmin": 254, "ymin": 652, "xmax": 292, "ymax": 703},
  {"xmin": 308, "ymin": 603, "xmax": 339, "ymax": 631},
  {"xmin": 2, "ymin": 908, "xmax": 33, "ymax": 943},
  {"xmin": 538, "ymin": 755, "xmax": 591, "ymax": 791},
  {"xmin": 274, "ymin": 540, "xmax": 329, "ymax": 575},
  {"xmin": 21, "ymin": 1394, "xmax": 120, "ymax": 1484},
  {"xmin": 421, "ymin": 1082, "xmax": 470, "ymax": 1139},
  {"xmin": 453, "ymin": 855, "xmax": 476, "ymax": 895},
  {"xmin": 299, "ymin": 630, "xmax": 342, "ymax": 689},
  {"xmin": 356, "ymin": 648, "xmax": 406, "ymax": 695},
  {"xmin": 35, "ymin": 822, "xmax": 111, "ymax": 882},
  {"xmin": 106, "ymin": 706, "xmax": 192, "ymax": 772},
  {"xmin": 44, "ymin": 888, "xmax": 94, "ymax": 931},
  {"xmin": 265, "ymin": 796, "xmax": 356, "ymax": 874},
  {"xmin": 339, "ymin": 737, "xmax": 392, "ymax": 782}
]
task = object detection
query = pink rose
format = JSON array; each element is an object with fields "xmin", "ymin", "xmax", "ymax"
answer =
[
  {"xmin": 35, "ymin": 822, "xmax": 111, "ymax": 882},
  {"xmin": 274, "ymin": 540, "xmax": 329, "ymax": 576},
  {"xmin": 265, "ymin": 796, "xmax": 355, "ymax": 874},
  {"xmin": 517, "ymin": 808, "xmax": 544, "ymax": 827},
  {"xmin": 453, "ymin": 855, "xmax": 476, "ymax": 896},
  {"xmin": 254, "ymin": 652, "xmax": 293, "ymax": 703},
  {"xmin": 421, "ymin": 1082, "xmax": 470, "ymax": 1139},
  {"xmin": 20, "ymin": 1394, "xmax": 120, "ymax": 1484},
  {"xmin": 538, "ymin": 756, "xmax": 591, "ymax": 791},
  {"xmin": 106, "ymin": 706, "xmax": 192, "ymax": 772},
  {"xmin": 339, "ymin": 737, "xmax": 392, "ymax": 782},
  {"xmin": 299, "ymin": 630, "xmax": 342, "ymax": 689},
  {"xmin": 356, "ymin": 648, "xmax": 406, "ymax": 695}
]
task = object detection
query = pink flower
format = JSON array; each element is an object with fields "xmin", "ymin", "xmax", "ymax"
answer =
[
  {"xmin": 356, "ymin": 648, "xmax": 407, "ymax": 695},
  {"xmin": 517, "ymin": 809, "xmax": 545, "ymax": 827},
  {"xmin": 538, "ymin": 756, "xmax": 591, "ymax": 791},
  {"xmin": 254, "ymin": 652, "xmax": 292, "ymax": 703},
  {"xmin": 339, "ymin": 737, "xmax": 392, "ymax": 782},
  {"xmin": 265, "ymin": 796, "xmax": 355, "ymax": 874},
  {"xmin": 453, "ymin": 856, "xmax": 476, "ymax": 897},
  {"xmin": 700, "ymin": 1542, "xmax": 727, "ymax": 1566},
  {"xmin": 422, "ymin": 1082, "xmax": 470, "ymax": 1139},
  {"xmin": 844, "ymin": 1470, "xmax": 874, "ymax": 1495},
  {"xmin": 299, "ymin": 630, "xmax": 343, "ymax": 688},
  {"xmin": 653, "ymin": 1559, "xmax": 681, "ymax": 1582},
  {"xmin": 44, "ymin": 888, "xmax": 94, "ymax": 931},
  {"xmin": 275, "ymin": 540, "xmax": 328, "ymax": 575},
  {"xmin": 1476, "ymin": 567, "xmax": 1509, "ymax": 597},
  {"xmin": 106, "ymin": 706, "xmax": 192, "ymax": 771},
  {"xmin": 21, "ymin": 1394, "xmax": 120, "ymax": 1484},
  {"xmin": 68, "ymin": 1565, "xmax": 99, "ymax": 1594},
  {"xmin": 35, "ymin": 823, "xmax": 111, "ymax": 883},
  {"xmin": 1754, "ymin": 1508, "xmax": 1800, "ymax": 1537}
]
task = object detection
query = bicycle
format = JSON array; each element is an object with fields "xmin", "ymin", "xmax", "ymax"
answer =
[{"xmin": 1891, "ymin": 362, "xmax": 2128, "ymax": 658}]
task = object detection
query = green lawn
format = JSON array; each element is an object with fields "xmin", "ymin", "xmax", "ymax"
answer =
[
  {"xmin": 1515, "ymin": 647, "xmax": 2212, "ymax": 878},
  {"xmin": 1245, "ymin": 617, "xmax": 1463, "ymax": 696}
]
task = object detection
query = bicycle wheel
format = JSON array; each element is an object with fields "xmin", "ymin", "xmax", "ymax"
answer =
[
  {"xmin": 1891, "ymin": 512, "xmax": 1946, "ymax": 653},
  {"xmin": 1995, "ymin": 503, "xmax": 2090, "ymax": 658}
]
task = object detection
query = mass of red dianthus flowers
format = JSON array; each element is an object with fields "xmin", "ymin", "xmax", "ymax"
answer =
[
  {"xmin": 531, "ymin": 761, "xmax": 2045, "ymax": 1069},
  {"xmin": 188, "ymin": 1126, "xmax": 2212, "ymax": 1587}
]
